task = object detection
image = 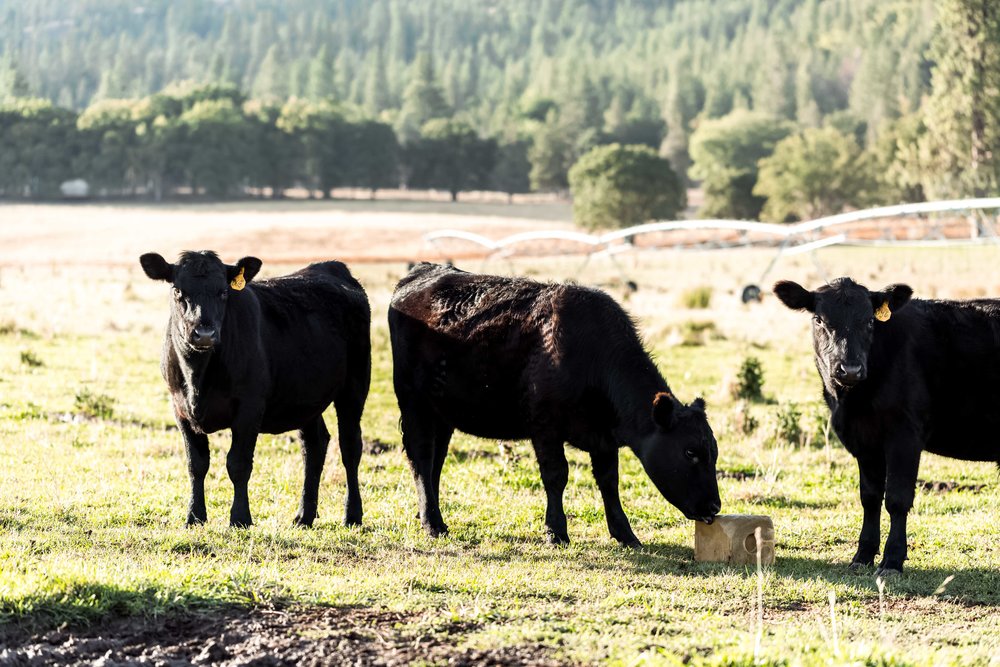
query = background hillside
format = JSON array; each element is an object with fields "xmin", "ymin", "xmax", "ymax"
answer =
[{"xmin": 1, "ymin": 0, "xmax": 934, "ymax": 143}]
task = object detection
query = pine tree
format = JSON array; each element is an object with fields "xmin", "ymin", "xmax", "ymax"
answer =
[{"xmin": 919, "ymin": 0, "xmax": 1000, "ymax": 197}]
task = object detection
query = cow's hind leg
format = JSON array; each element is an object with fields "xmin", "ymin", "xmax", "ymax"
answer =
[
  {"xmin": 399, "ymin": 396, "xmax": 448, "ymax": 537},
  {"xmin": 589, "ymin": 447, "xmax": 640, "ymax": 547},
  {"xmin": 294, "ymin": 415, "xmax": 331, "ymax": 527},
  {"xmin": 179, "ymin": 418, "xmax": 210, "ymax": 525},
  {"xmin": 850, "ymin": 452, "xmax": 886, "ymax": 569},
  {"xmin": 431, "ymin": 424, "xmax": 454, "ymax": 523},
  {"xmin": 334, "ymin": 390, "xmax": 366, "ymax": 527},
  {"xmin": 531, "ymin": 437, "xmax": 570, "ymax": 544}
]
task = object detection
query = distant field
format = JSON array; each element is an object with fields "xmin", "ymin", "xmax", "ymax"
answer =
[{"xmin": 0, "ymin": 202, "xmax": 998, "ymax": 665}]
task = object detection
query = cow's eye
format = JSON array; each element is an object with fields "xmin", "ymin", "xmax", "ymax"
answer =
[
  {"xmin": 813, "ymin": 315, "xmax": 824, "ymax": 326},
  {"xmin": 219, "ymin": 290, "xmax": 228, "ymax": 299},
  {"xmin": 685, "ymin": 448, "xmax": 699, "ymax": 463},
  {"xmin": 172, "ymin": 288, "xmax": 183, "ymax": 300},
  {"xmin": 867, "ymin": 318, "xmax": 874, "ymax": 330}
]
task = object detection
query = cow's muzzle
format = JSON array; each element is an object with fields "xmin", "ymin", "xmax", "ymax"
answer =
[
  {"xmin": 190, "ymin": 324, "xmax": 218, "ymax": 349},
  {"xmin": 833, "ymin": 362, "xmax": 865, "ymax": 387}
]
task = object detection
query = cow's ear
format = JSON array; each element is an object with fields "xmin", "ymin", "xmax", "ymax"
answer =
[
  {"xmin": 227, "ymin": 256, "xmax": 262, "ymax": 289},
  {"xmin": 652, "ymin": 392, "xmax": 675, "ymax": 429},
  {"xmin": 140, "ymin": 253, "xmax": 174, "ymax": 283},
  {"xmin": 871, "ymin": 284, "xmax": 913, "ymax": 321},
  {"xmin": 691, "ymin": 397, "xmax": 706, "ymax": 412},
  {"xmin": 772, "ymin": 280, "xmax": 815, "ymax": 312}
]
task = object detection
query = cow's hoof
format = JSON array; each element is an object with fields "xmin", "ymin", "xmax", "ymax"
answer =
[
  {"xmin": 545, "ymin": 531, "xmax": 570, "ymax": 545},
  {"xmin": 185, "ymin": 516, "xmax": 206, "ymax": 527},
  {"xmin": 292, "ymin": 515, "xmax": 315, "ymax": 528},
  {"xmin": 615, "ymin": 536, "xmax": 642, "ymax": 549},
  {"xmin": 230, "ymin": 516, "xmax": 253, "ymax": 529},
  {"xmin": 424, "ymin": 523, "xmax": 449, "ymax": 538},
  {"xmin": 848, "ymin": 561, "xmax": 871, "ymax": 573},
  {"xmin": 344, "ymin": 514, "xmax": 363, "ymax": 528}
]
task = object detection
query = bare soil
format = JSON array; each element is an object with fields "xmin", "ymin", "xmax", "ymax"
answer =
[{"xmin": 0, "ymin": 605, "xmax": 571, "ymax": 666}]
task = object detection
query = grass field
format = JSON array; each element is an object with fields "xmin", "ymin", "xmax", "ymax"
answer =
[{"xmin": 0, "ymin": 202, "xmax": 998, "ymax": 665}]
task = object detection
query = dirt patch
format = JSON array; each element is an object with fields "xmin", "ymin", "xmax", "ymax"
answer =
[{"xmin": 0, "ymin": 605, "xmax": 570, "ymax": 666}]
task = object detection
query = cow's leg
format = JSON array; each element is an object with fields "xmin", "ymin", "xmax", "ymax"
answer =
[
  {"xmin": 399, "ymin": 396, "xmax": 448, "ymax": 537},
  {"xmin": 850, "ymin": 451, "xmax": 886, "ymax": 569},
  {"xmin": 430, "ymin": 423, "xmax": 454, "ymax": 520},
  {"xmin": 179, "ymin": 418, "xmax": 210, "ymax": 525},
  {"xmin": 589, "ymin": 447, "xmax": 640, "ymax": 548},
  {"xmin": 334, "ymin": 389, "xmax": 366, "ymax": 527},
  {"xmin": 294, "ymin": 415, "xmax": 330, "ymax": 527},
  {"xmin": 227, "ymin": 406, "xmax": 263, "ymax": 528},
  {"xmin": 531, "ymin": 437, "xmax": 570, "ymax": 544},
  {"xmin": 880, "ymin": 443, "xmax": 921, "ymax": 574}
]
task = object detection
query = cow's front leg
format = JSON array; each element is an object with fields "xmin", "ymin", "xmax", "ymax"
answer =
[
  {"xmin": 531, "ymin": 438, "xmax": 569, "ymax": 544},
  {"xmin": 589, "ymin": 447, "xmax": 640, "ymax": 547},
  {"xmin": 850, "ymin": 450, "xmax": 886, "ymax": 569},
  {"xmin": 178, "ymin": 417, "xmax": 210, "ymax": 525},
  {"xmin": 228, "ymin": 406, "xmax": 264, "ymax": 528},
  {"xmin": 880, "ymin": 442, "xmax": 921, "ymax": 574}
]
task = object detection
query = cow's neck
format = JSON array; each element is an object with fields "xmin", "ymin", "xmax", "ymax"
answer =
[
  {"xmin": 612, "ymin": 365, "xmax": 670, "ymax": 446},
  {"xmin": 170, "ymin": 326, "xmax": 217, "ymax": 419}
]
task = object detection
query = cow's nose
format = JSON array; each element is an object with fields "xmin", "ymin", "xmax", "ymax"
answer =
[
  {"xmin": 835, "ymin": 363, "xmax": 864, "ymax": 383},
  {"xmin": 192, "ymin": 325, "xmax": 217, "ymax": 347}
]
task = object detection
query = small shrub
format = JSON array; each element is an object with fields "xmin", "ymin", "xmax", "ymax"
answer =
[
  {"xmin": 734, "ymin": 400, "xmax": 759, "ymax": 436},
  {"xmin": 0, "ymin": 320, "xmax": 15, "ymax": 335},
  {"xmin": 773, "ymin": 402, "xmax": 802, "ymax": 446},
  {"xmin": 680, "ymin": 286, "xmax": 713, "ymax": 309},
  {"xmin": 676, "ymin": 320, "xmax": 720, "ymax": 346},
  {"xmin": 20, "ymin": 350, "xmax": 43, "ymax": 367},
  {"xmin": 75, "ymin": 388, "xmax": 116, "ymax": 420},
  {"xmin": 734, "ymin": 356, "xmax": 766, "ymax": 402}
]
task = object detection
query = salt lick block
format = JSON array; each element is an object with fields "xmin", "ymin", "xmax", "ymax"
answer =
[{"xmin": 694, "ymin": 514, "xmax": 775, "ymax": 565}]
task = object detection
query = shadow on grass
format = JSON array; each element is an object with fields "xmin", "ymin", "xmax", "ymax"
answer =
[{"xmin": 0, "ymin": 581, "xmax": 252, "ymax": 640}]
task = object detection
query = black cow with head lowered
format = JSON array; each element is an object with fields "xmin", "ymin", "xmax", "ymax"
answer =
[
  {"xmin": 389, "ymin": 263, "xmax": 721, "ymax": 545},
  {"xmin": 775, "ymin": 277, "xmax": 1000, "ymax": 573},
  {"xmin": 140, "ymin": 251, "xmax": 371, "ymax": 528}
]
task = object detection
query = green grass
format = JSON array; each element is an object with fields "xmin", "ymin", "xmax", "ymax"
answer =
[{"xmin": 0, "ymin": 259, "xmax": 998, "ymax": 665}]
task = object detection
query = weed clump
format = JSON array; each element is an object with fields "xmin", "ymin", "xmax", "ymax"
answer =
[
  {"xmin": 20, "ymin": 350, "xmax": 43, "ymax": 367},
  {"xmin": 75, "ymin": 388, "xmax": 116, "ymax": 420},
  {"xmin": 733, "ymin": 356, "xmax": 766, "ymax": 402},
  {"xmin": 679, "ymin": 286, "xmax": 712, "ymax": 309}
]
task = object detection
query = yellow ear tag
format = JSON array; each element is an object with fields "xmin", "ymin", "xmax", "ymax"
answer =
[
  {"xmin": 875, "ymin": 300, "xmax": 891, "ymax": 322},
  {"xmin": 230, "ymin": 267, "xmax": 246, "ymax": 291}
]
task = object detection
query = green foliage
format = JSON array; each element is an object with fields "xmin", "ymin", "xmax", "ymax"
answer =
[
  {"xmin": 407, "ymin": 119, "xmax": 497, "ymax": 201},
  {"xmin": 689, "ymin": 111, "xmax": 794, "ymax": 219},
  {"xmin": 568, "ymin": 143, "xmax": 684, "ymax": 230},
  {"xmin": 734, "ymin": 356, "xmax": 766, "ymax": 402},
  {"xmin": 773, "ymin": 402, "xmax": 803, "ymax": 446},
  {"xmin": 74, "ymin": 389, "xmax": 116, "ymax": 421},
  {"xmin": 490, "ymin": 137, "xmax": 532, "ymax": 200},
  {"xmin": 918, "ymin": 0, "xmax": 1000, "ymax": 197},
  {"xmin": 754, "ymin": 127, "xmax": 876, "ymax": 222}
]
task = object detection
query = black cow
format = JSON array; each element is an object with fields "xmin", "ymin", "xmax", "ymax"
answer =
[
  {"xmin": 140, "ymin": 251, "xmax": 371, "ymax": 528},
  {"xmin": 388, "ymin": 263, "xmax": 721, "ymax": 545},
  {"xmin": 775, "ymin": 277, "xmax": 1000, "ymax": 573}
]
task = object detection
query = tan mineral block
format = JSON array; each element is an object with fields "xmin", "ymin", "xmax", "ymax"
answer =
[{"xmin": 694, "ymin": 515, "xmax": 775, "ymax": 565}]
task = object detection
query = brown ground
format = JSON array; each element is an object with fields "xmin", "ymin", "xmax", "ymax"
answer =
[
  {"xmin": 0, "ymin": 605, "xmax": 571, "ymax": 667},
  {"xmin": 0, "ymin": 201, "xmax": 573, "ymax": 268}
]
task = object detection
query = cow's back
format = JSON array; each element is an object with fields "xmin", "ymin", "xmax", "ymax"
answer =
[
  {"xmin": 389, "ymin": 263, "xmax": 652, "ymax": 440},
  {"xmin": 248, "ymin": 261, "xmax": 370, "ymax": 433}
]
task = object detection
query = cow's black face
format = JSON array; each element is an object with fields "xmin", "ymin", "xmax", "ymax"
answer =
[
  {"xmin": 774, "ymin": 278, "xmax": 912, "ymax": 390},
  {"xmin": 140, "ymin": 251, "xmax": 262, "ymax": 352},
  {"xmin": 637, "ymin": 394, "xmax": 721, "ymax": 523}
]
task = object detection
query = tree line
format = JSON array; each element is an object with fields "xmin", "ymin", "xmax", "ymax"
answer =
[{"xmin": 1, "ymin": 0, "xmax": 997, "ymax": 223}]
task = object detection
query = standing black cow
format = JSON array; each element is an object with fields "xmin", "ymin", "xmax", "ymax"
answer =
[
  {"xmin": 140, "ymin": 251, "xmax": 371, "ymax": 528},
  {"xmin": 775, "ymin": 277, "xmax": 1000, "ymax": 573},
  {"xmin": 389, "ymin": 263, "xmax": 721, "ymax": 545}
]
